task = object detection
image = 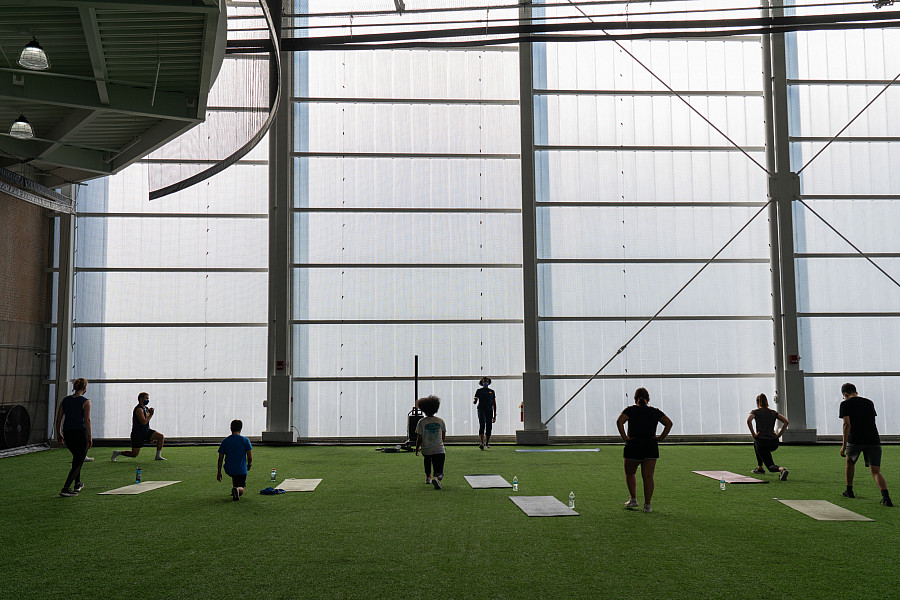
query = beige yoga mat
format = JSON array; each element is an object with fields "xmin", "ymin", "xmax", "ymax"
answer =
[
  {"xmin": 277, "ymin": 478, "xmax": 322, "ymax": 492},
  {"xmin": 99, "ymin": 481, "xmax": 180, "ymax": 495},
  {"xmin": 693, "ymin": 470, "xmax": 767, "ymax": 484},
  {"xmin": 510, "ymin": 495, "xmax": 579, "ymax": 517},
  {"xmin": 465, "ymin": 474, "xmax": 512, "ymax": 489},
  {"xmin": 777, "ymin": 500, "xmax": 873, "ymax": 521}
]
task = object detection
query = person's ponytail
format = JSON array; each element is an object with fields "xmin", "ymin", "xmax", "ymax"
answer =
[{"xmin": 634, "ymin": 387, "xmax": 650, "ymax": 406}]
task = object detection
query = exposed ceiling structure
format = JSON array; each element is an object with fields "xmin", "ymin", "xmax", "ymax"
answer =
[{"xmin": 0, "ymin": 0, "xmax": 227, "ymax": 190}]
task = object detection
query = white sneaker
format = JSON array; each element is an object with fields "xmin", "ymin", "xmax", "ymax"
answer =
[
  {"xmin": 624, "ymin": 498, "xmax": 639, "ymax": 508},
  {"xmin": 110, "ymin": 451, "xmax": 118, "ymax": 462},
  {"xmin": 425, "ymin": 476, "xmax": 432, "ymax": 484},
  {"xmin": 485, "ymin": 444, "xmax": 490, "ymax": 450},
  {"xmin": 643, "ymin": 504, "xmax": 652, "ymax": 513},
  {"xmin": 155, "ymin": 455, "xmax": 167, "ymax": 461},
  {"xmin": 83, "ymin": 456, "xmax": 94, "ymax": 462},
  {"xmin": 432, "ymin": 476, "xmax": 442, "ymax": 490}
]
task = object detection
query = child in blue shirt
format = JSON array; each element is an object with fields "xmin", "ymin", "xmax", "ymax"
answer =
[
  {"xmin": 217, "ymin": 419, "xmax": 253, "ymax": 501},
  {"xmin": 415, "ymin": 395, "xmax": 447, "ymax": 490}
]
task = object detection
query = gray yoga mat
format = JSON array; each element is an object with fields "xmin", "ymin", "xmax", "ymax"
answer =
[
  {"xmin": 510, "ymin": 495, "xmax": 579, "ymax": 517},
  {"xmin": 516, "ymin": 448, "xmax": 600, "ymax": 453},
  {"xmin": 778, "ymin": 500, "xmax": 873, "ymax": 521},
  {"xmin": 464, "ymin": 474, "xmax": 512, "ymax": 489},
  {"xmin": 277, "ymin": 478, "xmax": 322, "ymax": 492},
  {"xmin": 100, "ymin": 481, "xmax": 180, "ymax": 495},
  {"xmin": 693, "ymin": 470, "xmax": 767, "ymax": 484}
]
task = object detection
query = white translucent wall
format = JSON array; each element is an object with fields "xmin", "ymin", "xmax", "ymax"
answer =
[
  {"xmin": 537, "ymin": 2, "xmax": 774, "ymax": 435},
  {"xmin": 791, "ymin": 9, "xmax": 900, "ymax": 435},
  {"xmin": 70, "ymin": 41, "xmax": 270, "ymax": 438},
  {"xmin": 292, "ymin": 1, "xmax": 523, "ymax": 437}
]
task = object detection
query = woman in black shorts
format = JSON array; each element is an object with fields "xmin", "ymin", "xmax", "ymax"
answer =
[{"xmin": 616, "ymin": 387, "xmax": 673, "ymax": 513}]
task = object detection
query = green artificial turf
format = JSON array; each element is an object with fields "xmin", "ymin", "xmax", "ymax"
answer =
[{"xmin": 2, "ymin": 444, "xmax": 898, "ymax": 599}]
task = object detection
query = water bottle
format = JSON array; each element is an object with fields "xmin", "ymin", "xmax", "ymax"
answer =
[
  {"xmin": 720, "ymin": 477, "xmax": 726, "ymax": 491},
  {"xmin": 512, "ymin": 476, "xmax": 518, "ymax": 492},
  {"xmin": 270, "ymin": 468, "xmax": 277, "ymax": 482},
  {"xmin": 136, "ymin": 466, "xmax": 142, "ymax": 484},
  {"xmin": 569, "ymin": 491, "xmax": 575, "ymax": 509}
]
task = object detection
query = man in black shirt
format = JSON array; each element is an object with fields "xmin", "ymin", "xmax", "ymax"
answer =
[{"xmin": 839, "ymin": 383, "xmax": 892, "ymax": 506}]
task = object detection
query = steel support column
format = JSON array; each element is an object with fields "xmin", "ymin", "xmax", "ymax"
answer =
[
  {"xmin": 264, "ymin": 0, "xmax": 294, "ymax": 443},
  {"xmin": 53, "ymin": 185, "xmax": 76, "ymax": 437},
  {"xmin": 516, "ymin": 0, "xmax": 548, "ymax": 445}
]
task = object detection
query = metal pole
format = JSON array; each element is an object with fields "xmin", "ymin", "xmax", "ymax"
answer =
[
  {"xmin": 53, "ymin": 185, "xmax": 76, "ymax": 438},
  {"xmin": 516, "ymin": 0, "xmax": 548, "ymax": 444},
  {"xmin": 264, "ymin": 0, "xmax": 294, "ymax": 442}
]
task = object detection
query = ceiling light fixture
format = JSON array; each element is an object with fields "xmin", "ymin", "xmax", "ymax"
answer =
[
  {"xmin": 18, "ymin": 38, "xmax": 50, "ymax": 70},
  {"xmin": 10, "ymin": 114, "xmax": 34, "ymax": 139}
]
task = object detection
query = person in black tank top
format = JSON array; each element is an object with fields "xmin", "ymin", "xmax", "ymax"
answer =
[
  {"xmin": 746, "ymin": 393, "xmax": 790, "ymax": 480},
  {"xmin": 111, "ymin": 392, "xmax": 167, "ymax": 461},
  {"xmin": 54, "ymin": 378, "xmax": 92, "ymax": 497},
  {"xmin": 615, "ymin": 387, "xmax": 673, "ymax": 513}
]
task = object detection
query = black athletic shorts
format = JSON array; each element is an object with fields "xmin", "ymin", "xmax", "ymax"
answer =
[
  {"xmin": 623, "ymin": 440, "xmax": 659, "ymax": 461},
  {"xmin": 130, "ymin": 429, "xmax": 156, "ymax": 449},
  {"xmin": 228, "ymin": 473, "xmax": 247, "ymax": 488}
]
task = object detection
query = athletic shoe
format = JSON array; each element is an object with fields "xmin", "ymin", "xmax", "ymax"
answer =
[
  {"xmin": 485, "ymin": 444, "xmax": 490, "ymax": 450},
  {"xmin": 83, "ymin": 456, "xmax": 94, "ymax": 462},
  {"xmin": 842, "ymin": 490, "xmax": 855, "ymax": 498},
  {"xmin": 232, "ymin": 487, "xmax": 240, "ymax": 501},
  {"xmin": 425, "ymin": 476, "xmax": 432, "ymax": 484},
  {"xmin": 155, "ymin": 456, "xmax": 167, "ymax": 461},
  {"xmin": 59, "ymin": 488, "xmax": 78, "ymax": 497},
  {"xmin": 624, "ymin": 498, "xmax": 639, "ymax": 508},
  {"xmin": 433, "ymin": 476, "xmax": 442, "ymax": 490},
  {"xmin": 779, "ymin": 469, "xmax": 789, "ymax": 481},
  {"xmin": 643, "ymin": 504, "xmax": 652, "ymax": 513},
  {"xmin": 111, "ymin": 451, "xmax": 118, "ymax": 462},
  {"xmin": 882, "ymin": 497, "xmax": 894, "ymax": 507},
  {"xmin": 479, "ymin": 444, "xmax": 484, "ymax": 451},
  {"xmin": 751, "ymin": 467, "xmax": 765, "ymax": 474},
  {"xmin": 74, "ymin": 482, "xmax": 84, "ymax": 493}
]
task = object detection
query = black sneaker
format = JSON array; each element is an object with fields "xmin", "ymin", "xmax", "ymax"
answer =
[
  {"xmin": 59, "ymin": 488, "xmax": 78, "ymax": 497},
  {"xmin": 842, "ymin": 490, "xmax": 855, "ymax": 498},
  {"xmin": 74, "ymin": 482, "xmax": 85, "ymax": 493},
  {"xmin": 751, "ymin": 467, "xmax": 765, "ymax": 475},
  {"xmin": 232, "ymin": 487, "xmax": 240, "ymax": 501},
  {"xmin": 882, "ymin": 497, "xmax": 894, "ymax": 507},
  {"xmin": 779, "ymin": 469, "xmax": 789, "ymax": 481}
]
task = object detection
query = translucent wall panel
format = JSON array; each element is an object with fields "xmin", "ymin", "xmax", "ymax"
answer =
[
  {"xmin": 84, "ymin": 382, "xmax": 266, "ymax": 439},
  {"xmin": 536, "ymin": 150, "xmax": 767, "ymax": 203},
  {"xmin": 293, "ymin": 378, "xmax": 523, "ymax": 439},
  {"xmin": 293, "ymin": 324, "xmax": 523, "ymax": 379},
  {"xmin": 293, "ymin": 157, "xmax": 521, "ymax": 209},
  {"xmin": 541, "ymin": 377, "xmax": 776, "ymax": 437},
  {"xmin": 293, "ymin": 267, "xmax": 522, "ymax": 321},
  {"xmin": 791, "ymin": 21, "xmax": 900, "ymax": 434}
]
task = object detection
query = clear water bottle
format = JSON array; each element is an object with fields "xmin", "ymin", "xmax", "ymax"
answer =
[
  {"xmin": 270, "ymin": 468, "xmax": 277, "ymax": 482},
  {"xmin": 569, "ymin": 491, "xmax": 575, "ymax": 509},
  {"xmin": 136, "ymin": 466, "xmax": 142, "ymax": 484},
  {"xmin": 512, "ymin": 475, "xmax": 518, "ymax": 492},
  {"xmin": 720, "ymin": 477, "xmax": 726, "ymax": 491}
]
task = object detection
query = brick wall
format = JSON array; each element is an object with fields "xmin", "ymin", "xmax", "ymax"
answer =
[{"xmin": 0, "ymin": 192, "xmax": 52, "ymax": 444}]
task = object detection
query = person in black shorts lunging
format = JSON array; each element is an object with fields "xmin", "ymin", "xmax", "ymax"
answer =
[
  {"xmin": 473, "ymin": 377, "xmax": 497, "ymax": 450},
  {"xmin": 747, "ymin": 393, "xmax": 790, "ymax": 480},
  {"xmin": 839, "ymin": 383, "xmax": 892, "ymax": 506},
  {"xmin": 616, "ymin": 387, "xmax": 673, "ymax": 513},
  {"xmin": 111, "ymin": 392, "xmax": 166, "ymax": 461}
]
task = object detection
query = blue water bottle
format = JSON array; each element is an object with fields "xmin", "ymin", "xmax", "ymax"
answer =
[{"xmin": 136, "ymin": 466, "xmax": 142, "ymax": 484}]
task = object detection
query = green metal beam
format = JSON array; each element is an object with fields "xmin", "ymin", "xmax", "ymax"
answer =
[
  {"xmin": 0, "ymin": 0, "xmax": 219, "ymax": 13},
  {"xmin": 79, "ymin": 7, "xmax": 111, "ymax": 105},
  {"xmin": 0, "ymin": 136, "xmax": 111, "ymax": 176},
  {"xmin": 109, "ymin": 118, "xmax": 198, "ymax": 170},
  {"xmin": 0, "ymin": 70, "xmax": 202, "ymax": 122}
]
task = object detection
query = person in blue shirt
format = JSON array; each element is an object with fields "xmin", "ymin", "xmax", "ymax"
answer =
[
  {"xmin": 217, "ymin": 420, "xmax": 253, "ymax": 501},
  {"xmin": 54, "ymin": 378, "xmax": 92, "ymax": 497}
]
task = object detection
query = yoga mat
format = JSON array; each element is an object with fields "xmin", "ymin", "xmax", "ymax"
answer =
[
  {"xmin": 277, "ymin": 478, "xmax": 322, "ymax": 492},
  {"xmin": 510, "ymin": 495, "xmax": 579, "ymax": 517},
  {"xmin": 693, "ymin": 470, "xmax": 768, "ymax": 484},
  {"xmin": 464, "ymin": 474, "xmax": 512, "ymax": 489},
  {"xmin": 99, "ymin": 481, "xmax": 180, "ymax": 495},
  {"xmin": 516, "ymin": 448, "xmax": 600, "ymax": 453},
  {"xmin": 778, "ymin": 500, "xmax": 873, "ymax": 521}
]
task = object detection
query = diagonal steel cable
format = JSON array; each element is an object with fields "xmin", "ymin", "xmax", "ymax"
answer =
[
  {"xmin": 564, "ymin": 0, "xmax": 771, "ymax": 174},
  {"xmin": 796, "ymin": 198, "xmax": 900, "ymax": 289},
  {"xmin": 797, "ymin": 70, "xmax": 900, "ymax": 174},
  {"xmin": 543, "ymin": 199, "xmax": 774, "ymax": 427}
]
